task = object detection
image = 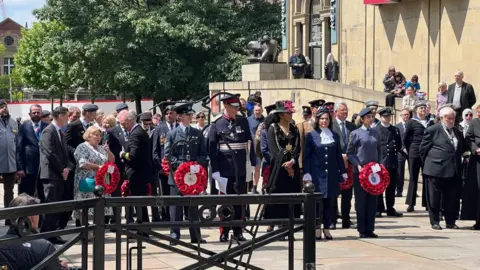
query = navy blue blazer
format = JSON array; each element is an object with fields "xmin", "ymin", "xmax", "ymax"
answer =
[
  {"xmin": 16, "ymin": 120, "xmax": 47, "ymax": 175},
  {"xmin": 303, "ymin": 129, "xmax": 346, "ymax": 198},
  {"xmin": 152, "ymin": 121, "xmax": 178, "ymax": 170}
]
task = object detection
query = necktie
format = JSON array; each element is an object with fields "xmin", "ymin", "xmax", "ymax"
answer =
[
  {"xmin": 340, "ymin": 121, "xmax": 347, "ymax": 146},
  {"xmin": 34, "ymin": 124, "xmax": 40, "ymax": 140},
  {"xmin": 170, "ymin": 123, "xmax": 173, "ymax": 130}
]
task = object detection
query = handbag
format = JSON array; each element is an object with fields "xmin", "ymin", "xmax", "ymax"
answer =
[{"xmin": 79, "ymin": 177, "xmax": 96, "ymax": 193}]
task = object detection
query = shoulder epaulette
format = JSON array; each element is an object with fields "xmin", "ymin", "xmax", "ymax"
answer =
[{"xmin": 212, "ymin": 114, "xmax": 223, "ymax": 123}]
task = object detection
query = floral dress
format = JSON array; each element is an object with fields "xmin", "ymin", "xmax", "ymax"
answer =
[{"xmin": 73, "ymin": 142, "xmax": 112, "ymax": 220}]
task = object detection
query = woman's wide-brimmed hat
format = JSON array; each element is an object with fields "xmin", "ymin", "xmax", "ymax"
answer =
[{"xmin": 272, "ymin": 100, "xmax": 295, "ymax": 114}]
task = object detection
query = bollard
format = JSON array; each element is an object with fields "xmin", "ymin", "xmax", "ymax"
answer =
[{"xmin": 303, "ymin": 182, "xmax": 316, "ymax": 270}]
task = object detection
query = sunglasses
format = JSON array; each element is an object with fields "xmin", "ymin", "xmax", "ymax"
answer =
[
  {"xmin": 465, "ymin": 114, "xmax": 473, "ymax": 116},
  {"xmin": 197, "ymin": 115, "xmax": 205, "ymax": 119}
]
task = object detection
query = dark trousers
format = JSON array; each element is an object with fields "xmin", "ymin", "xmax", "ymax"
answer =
[
  {"xmin": 220, "ymin": 175, "xmax": 246, "ymax": 236},
  {"xmin": 111, "ymin": 178, "xmax": 134, "ymax": 223},
  {"xmin": 320, "ymin": 197, "xmax": 333, "ymax": 228},
  {"xmin": 377, "ymin": 167, "xmax": 398, "ymax": 213},
  {"xmin": 396, "ymin": 157, "xmax": 407, "ymax": 194},
  {"xmin": 130, "ymin": 182, "xmax": 149, "ymax": 223},
  {"xmin": 19, "ymin": 173, "xmax": 36, "ymax": 196},
  {"xmin": 58, "ymin": 179, "xmax": 74, "ymax": 229},
  {"xmin": 385, "ymin": 93, "xmax": 401, "ymax": 107},
  {"xmin": 406, "ymin": 156, "xmax": 422, "ymax": 207},
  {"xmin": 158, "ymin": 174, "xmax": 171, "ymax": 220},
  {"xmin": 331, "ymin": 188, "xmax": 353, "ymax": 225},
  {"xmin": 150, "ymin": 176, "xmax": 161, "ymax": 222},
  {"xmin": 3, "ymin": 173, "xmax": 16, "ymax": 225},
  {"xmin": 40, "ymin": 179, "xmax": 64, "ymax": 233},
  {"xmin": 169, "ymin": 186, "xmax": 201, "ymax": 240},
  {"xmin": 353, "ymin": 173, "xmax": 378, "ymax": 234},
  {"xmin": 424, "ymin": 175, "xmax": 457, "ymax": 226}
]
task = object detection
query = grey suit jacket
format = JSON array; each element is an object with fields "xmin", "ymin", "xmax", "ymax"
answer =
[
  {"xmin": 39, "ymin": 123, "xmax": 74, "ymax": 181},
  {"xmin": 164, "ymin": 125, "xmax": 207, "ymax": 186}
]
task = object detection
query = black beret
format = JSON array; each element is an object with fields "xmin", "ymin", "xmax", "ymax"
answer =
[
  {"xmin": 82, "ymin": 104, "xmax": 99, "ymax": 112},
  {"xmin": 302, "ymin": 106, "xmax": 312, "ymax": 116},
  {"xmin": 377, "ymin": 107, "xmax": 394, "ymax": 116},
  {"xmin": 41, "ymin": 110, "xmax": 50, "ymax": 117},
  {"xmin": 140, "ymin": 112, "xmax": 152, "ymax": 121},
  {"xmin": 359, "ymin": 107, "xmax": 373, "ymax": 117},
  {"xmin": 115, "ymin": 103, "xmax": 128, "ymax": 112},
  {"xmin": 308, "ymin": 99, "xmax": 325, "ymax": 108}
]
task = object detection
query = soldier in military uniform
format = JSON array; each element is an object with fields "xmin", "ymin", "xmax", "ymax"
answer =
[
  {"xmin": 301, "ymin": 106, "xmax": 312, "ymax": 121},
  {"xmin": 374, "ymin": 107, "xmax": 403, "ymax": 217},
  {"xmin": 208, "ymin": 94, "xmax": 256, "ymax": 242},
  {"xmin": 365, "ymin": 100, "xmax": 381, "ymax": 127},
  {"xmin": 164, "ymin": 103, "xmax": 207, "ymax": 245},
  {"xmin": 297, "ymin": 99, "xmax": 324, "ymax": 176},
  {"xmin": 324, "ymin": 102, "xmax": 335, "ymax": 118}
]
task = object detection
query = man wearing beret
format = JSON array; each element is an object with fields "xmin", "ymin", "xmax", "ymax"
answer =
[
  {"xmin": 374, "ymin": 107, "xmax": 403, "ymax": 217},
  {"xmin": 63, "ymin": 103, "xmax": 98, "ymax": 228},
  {"xmin": 41, "ymin": 110, "xmax": 51, "ymax": 124}
]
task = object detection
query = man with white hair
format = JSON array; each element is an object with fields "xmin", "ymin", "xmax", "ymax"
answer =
[
  {"xmin": 419, "ymin": 106, "xmax": 469, "ymax": 230},
  {"xmin": 447, "ymin": 71, "xmax": 476, "ymax": 124},
  {"xmin": 119, "ymin": 110, "xmax": 154, "ymax": 225}
]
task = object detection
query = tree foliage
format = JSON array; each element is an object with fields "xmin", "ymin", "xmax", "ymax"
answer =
[{"xmin": 17, "ymin": 0, "xmax": 280, "ymax": 111}]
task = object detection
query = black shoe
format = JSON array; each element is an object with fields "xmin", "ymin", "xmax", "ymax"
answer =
[
  {"xmin": 367, "ymin": 232, "xmax": 378, "ymax": 238},
  {"xmin": 48, "ymin": 237, "xmax": 67, "ymax": 245},
  {"xmin": 323, "ymin": 229, "xmax": 333, "ymax": 240},
  {"xmin": 395, "ymin": 192, "xmax": 402, "ymax": 197},
  {"xmin": 315, "ymin": 229, "xmax": 322, "ymax": 240},
  {"xmin": 191, "ymin": 238, "xmax": 207, "ymax": 244},
  {"xmin": 446, "ymin": 224, "xmax": 459, "ymax": 229},
  {"xmin": 219, "ymin": 234, "xmax": 229, "ymax": 242},
  {"xmin": 359, "ymin": 233, "xmax": 369, "ymax": 238},
  {"xmin": 329, "ymin": 223, "xmax": 336, "ymax": 230},
  {"xmin": 75, "ymin": 219, "xmax": 81, "ymax": 227},
  {"xmin": 431, "ymin": 224, "xmax": 442, "ymax": 230},
  {"xmin": 234, "ymin": 234, "xmax": 246, "ymax": 241},
  {"xmin": 471, "ymin": 224, "xmax": 480, "ymax": 230},
  {"xmin": 376, "ymin": 212, "xmax": 382, "ymax": 218},
  {"xmin": 386, "ymin": 209, "xmax": 403, "ymax": 217},
  {"xmin": 407, "ymin": 206, "xmax": 414, "ymax": 212}
]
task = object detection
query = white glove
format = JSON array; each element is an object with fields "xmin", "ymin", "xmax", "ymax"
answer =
[
  {"xmin": 303, "ymin": 173, "xmax": 312, "ymax": 182},
  {"xmin": 342, "ymin": 173, "xmax": 348, "ymax": 180},
  {"xmin": 212, "ymin": 172, "xmax": 221, "ymax": 180}
]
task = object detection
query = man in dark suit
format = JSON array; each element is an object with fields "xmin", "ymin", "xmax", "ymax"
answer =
[
  {"xmin": 39, "ymin": 106, "xmax": 74, "ymax": 244},
  {"xmin": 62, "ymin": 104, "xmax": 98, "ymax": 228},
  {"xmin": 375, "ymin": 107, "xmax": 403, "ymax": 217},
  {"xmin": 106, "ymin": 113, "xmax": 134, "ymax": 223},
  {"xmin": 395, "ymin": 108, "xmax": 410, "ymax": 197},
  {"xmin": 330, "ymin": 100, "xmax": 357, "ymax": 229},
  {"xmin": 164, "ymin": 103, "xmax": 207, "ymax": 245},
  {"xmin": 152, "ymin": 105, "xmax": 178, "ymax": 221},
  {"xmin": 420, "ymin": 106, "xmax": 469, "ymax": 230},
  {"xmin": 16, "ymin": 104, "xmax": 46, "ymax": 196},
  {"xmin": 140, "ymin": 112, "xmax": 161, "ymax": 222},
  {"xmin": 447, "ymin": 71, "xmax": 476, "ymax": 124},
  {"xmin": 119, "ymin": 109, "xmax": 154, "ymax": 224}
]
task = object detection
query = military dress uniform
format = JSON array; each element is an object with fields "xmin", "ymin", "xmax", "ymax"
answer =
[
  {"xmin": 208, "ymin": 94, "xmax": 256, "ymax": 242},
  {"xmin": 164, "ymin": 103, "xmax": 207, "ymax": 245},
  {"xmin": 297, "ymin": 99, "xmax": 324, "ymax": 175},
  {"xmin": 365, "ymin": 100, "xmax": 381, "ymax": 128},
  {"xmin": 374, "ymin": 108, "xmax": 403, "ymax": 216}
]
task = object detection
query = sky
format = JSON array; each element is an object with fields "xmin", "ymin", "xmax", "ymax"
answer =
[{"xmin": 3, "ymin": 0, "xmax": 45, "ymax": 27}]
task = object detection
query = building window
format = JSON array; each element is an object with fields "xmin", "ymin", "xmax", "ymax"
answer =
[
  {"xmin": 4, "ymin": 36, "xmax": 14, "ymax": 46},
  {"xmin": 3, "ymin": 58, "xmax": 14, "ymax": 75}
]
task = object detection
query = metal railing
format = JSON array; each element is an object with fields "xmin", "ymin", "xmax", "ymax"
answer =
[{"xmin": 0, "ymin": 184, "xmax": 321, "ymax": 270}]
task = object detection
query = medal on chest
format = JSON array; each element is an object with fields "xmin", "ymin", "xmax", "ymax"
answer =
[{"xmin": 285, "ymin": 143, "xmax": 293, "ymax": 152}]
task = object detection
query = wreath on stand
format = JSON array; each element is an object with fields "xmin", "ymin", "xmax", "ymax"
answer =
[
  {"xmin": 358, "ymin": 162, "xmax": 390, "ymax": 196},
  {"xmin": 95, "ymin": 161, "xmax": 120, "ymax": 195},
  {"xmin": 174, "ymin": 161, "xmax": 207, "ymax": 195},
  {"xmin": 339, "ymin": 163, "xmax": 353, "ymax": 190},
  {"xmin": 161, "ymin": 157, "xmax": 170, "ymax": 176}
]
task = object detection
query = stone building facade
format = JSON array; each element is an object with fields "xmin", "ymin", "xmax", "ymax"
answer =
[
  {"xmin": 283, "ymin": 0, "xmax": 479, "ymax": 101},
  {"xmin": 0, "ymin": 18, "xmax": 23, "ymax": 76}
]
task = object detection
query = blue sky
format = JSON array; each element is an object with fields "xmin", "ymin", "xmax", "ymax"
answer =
[{"xmin": 3, "ymin": 0, "xmax": 45, "ymax": 27}]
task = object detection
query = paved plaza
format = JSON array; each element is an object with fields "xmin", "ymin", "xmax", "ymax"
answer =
[{"xmin": 1, "ymin": 183, "xmax": 480, "ymax": 269}]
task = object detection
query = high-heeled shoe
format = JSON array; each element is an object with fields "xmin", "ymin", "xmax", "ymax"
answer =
[
  {"xmin": 315, "ymin": 228, "xmax": 322, "ymax": 240},
  {"xmin": 323, "ymin": 229, "xmax": 333, "ymax": 240}
]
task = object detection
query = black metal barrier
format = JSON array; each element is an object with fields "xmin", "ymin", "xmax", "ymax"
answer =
[{"xmin": 0, "ymin": 184, "xmax": 321, "ymax": 270}]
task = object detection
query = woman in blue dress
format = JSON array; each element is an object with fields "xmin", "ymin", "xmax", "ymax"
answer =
[{"xmin": 303, "ymin": 106, "xmax": 347, "ymax": 240}]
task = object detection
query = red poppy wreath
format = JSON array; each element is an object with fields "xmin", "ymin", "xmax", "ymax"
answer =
[
  {"xmin": 161, "ymin": 157, "xmax": 170, "ymax": 176},
  {"xmin": 262, "ymin": 165, "xmax": 271, "ymax": 186},
  {"xmin": 359, "ymin": 162, "xmax": 390, "ymax": 196},
  {"xmin": 120, "ymin": 180, "xmax": 152, "ymax": 197},
  {"xmin": 95, "ymin": 161, "xmax": 120, "ymax": 195},
  {"xmin": 339, "ymin": 163, "xmax": 353, "ymax": 190},
  {"xmin": 174, "ymin": 161, "xmax": 207, "ymax": 195}
]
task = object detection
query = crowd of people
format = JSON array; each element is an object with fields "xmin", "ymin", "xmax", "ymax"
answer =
[{"xmin": 0, "ymin": 68, "xmax": 479, "ymax": 267}]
